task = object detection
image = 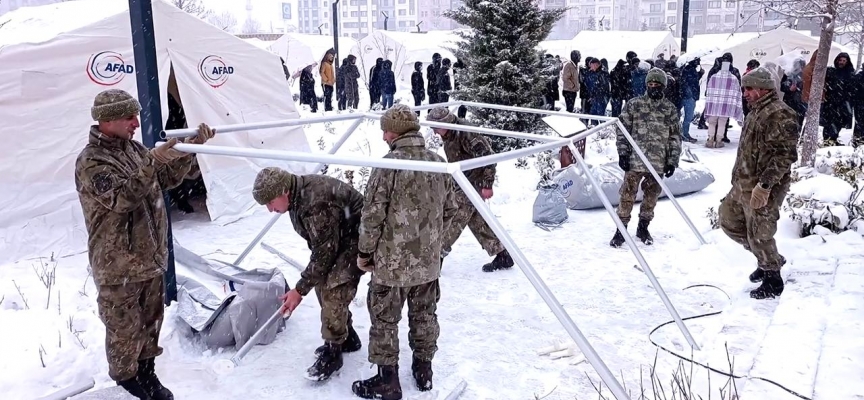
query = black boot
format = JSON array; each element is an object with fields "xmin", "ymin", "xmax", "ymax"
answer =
[
  {"xmin": 137, "ymin": 358, "xmax": 173, "ymax": 400},
  {"xmin": 315, "ymin": 325, "xmax": 361, "ymax": 357},
  {"xmin": 482, "ymin": 249, "xmax": 514, "ymax": 272},
  {"xmin": 117, "ymin": 377, "xmax": 151, "ymax": 400},
  {"xmin": 352, "ymin": 365, "xmax": 403, "ymax": 400},
  {"xmin": 750, "ymin": 270, "xmax": 784, "ymax": 299},
  {"xmin": 636, "ymin": 219, "xmax": 653, "ymax": 245},
  {"xmin": 411, "ymin": 357, "xmax": 433, "ymax": 391},
  {"xmin": 306, "ymin": 342, "xmax": 344, "ymax": 381},
  {"xmin": 609, "ymin": 223, "xmax": 628, "ymax": 248},
  {"xmin": 749, "ymin": 268, "xmax": 764, "ymax": 283}
]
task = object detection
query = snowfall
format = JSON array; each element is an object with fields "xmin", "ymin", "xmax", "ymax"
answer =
[{"xmin": 3, "ymin": 82, "xmax": 864, "ymax": 400}]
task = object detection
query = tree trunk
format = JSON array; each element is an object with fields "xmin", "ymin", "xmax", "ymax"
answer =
[
  {"xmin": 800, "ymin": 14, "xmax": 836, "ymax": 167},
  {"xmin": 857, "ymin": 39, "xmax": 863, "ymax": 71}
]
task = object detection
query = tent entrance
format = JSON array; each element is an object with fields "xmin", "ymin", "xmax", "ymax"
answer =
[{"xmin": 166, "ymin": 63, "xmax": 208, "ymax": 216}]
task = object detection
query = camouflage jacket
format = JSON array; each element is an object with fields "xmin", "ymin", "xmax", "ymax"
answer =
[
  {"xmin": 358, "ymin": 132, "xmax": 458, "ymax": 287},
  {"xmin": 75, "ymin": 126, "xmax": 194, "ymax": 286},
  {"xmin": 617, "ymin": 96, "xmax": 682, "ymax": 174},
  {"xmin": 288, "ymin": 174, "xmax": 365, "ymax": 296},
  {"xmin": 442, "ymin": 118, "xmax": 496, "ymax": 194},
  {"xmin": 731, "ymin": 91, "xmax": 799, "ymax": 200}
]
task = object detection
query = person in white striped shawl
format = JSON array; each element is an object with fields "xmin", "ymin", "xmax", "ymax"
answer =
[{"xmin": 703, "ymin": 61, "xmax": 744, "ymax": 148}]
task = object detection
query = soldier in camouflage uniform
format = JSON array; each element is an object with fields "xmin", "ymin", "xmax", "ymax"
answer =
[
  {"xmin": 425, "ymin": 107, "xmax": 514, "ymax": 272},
  {"xmin": 352, "ymin": 104, "xmax": 458, "ymax": 399},
  {"xmin": 720, "ymin": 67, "xmax": 799, "ymax": 299},
  {"xmin": 251, "ymin": 167, "xmax": 366, "ymax": 381},
  {"xmin": 75, "ymin": 89, "xmax": 214, "ymax": 400},
  {"xmin": 610, "ymin": 68, "xmax": 682, "ymax": 248}
]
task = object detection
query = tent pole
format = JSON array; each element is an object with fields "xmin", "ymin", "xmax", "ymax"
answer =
[{"xmin": 129, "ymin": 0, "xmax": 177, "ymax": 305}]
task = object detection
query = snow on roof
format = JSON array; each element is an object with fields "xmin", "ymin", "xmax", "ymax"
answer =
[
  {"xmin": 571, "ymin": 30, "xmax": 678, "ymax": 63},
  {"xmin": 242, "ymin": 38, "xmax": 272, "ymax": 49},
  {"xmin": 0, "ymin": 0, "xmax": 127, "ymax": 48}
]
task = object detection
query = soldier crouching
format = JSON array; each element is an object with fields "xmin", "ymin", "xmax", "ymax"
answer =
[
  {"xmin": 352, "ymin": 104, "xmax": 457, "ymax": 399},
  {"xmin": 720, "ymin": 67, "xmax": 799, "ymax": 299},
  {"xmin": 75, "ymin": 89, "xmax": 215, "ymax": 399},
  {"xmin": 610, "ymin": 68, "xmax": 682, "ymax": 247},
  {"xmin": 252, "ymin": 167, "xmax": 366, "ymax": 381}
]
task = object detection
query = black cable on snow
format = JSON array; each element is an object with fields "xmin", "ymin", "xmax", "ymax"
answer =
[{"xmin": 647, "ymin": 283, "xmax": 812, "ymax": 400}]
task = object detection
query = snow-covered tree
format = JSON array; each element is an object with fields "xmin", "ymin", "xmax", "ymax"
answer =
[
  {"xmin": 836, "ymin": 4, "xmax": 864, "ymax": 67},
  {"xmin": 170, "ymin": 0, "xmax": 210, "ymax": 19},
  {"xmin": 586, "ymin": 15, "xmax": 597, "ymax": 31},
  {"xmin": 444, "ymin": 0, "xmax": 567, "ymax": 152},
  {"xmin": 207, "ymin": 11, "xmax": 238, "ymax": 32},
  {"xmin": 241, "ymin": 18, "xmax": 262, "ymax": 34},
  {"xmin": 640, "ymin": 20, "xmax": 649, "ymax": 31}
]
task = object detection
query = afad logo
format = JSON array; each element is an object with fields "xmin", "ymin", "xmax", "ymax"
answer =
[
  {"xmin": 198, "ymin": 55, "xmax": 234, "ymax": 88},
  {"xmin": 86, "ymin": 51, "xmax": 134, "ymax": 86}
]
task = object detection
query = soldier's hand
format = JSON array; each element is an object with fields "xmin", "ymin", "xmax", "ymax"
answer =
[
  {"xmin": 663, "ymin": 165, "xmax": 675, "ymax": 178},
  {"xmin": 480, "ymin": 188, "xmax": 493, "ymax": 200},
  {"xmin": 357, "ymin": 254, "xmax": 373, "ymax": 272},
  {"xmin": 279, "ymin": 289, "xmax": 303, "ymax": 315},
  {"xmin": 618, "ymin": 156, "xmax": 630, "ymax": 172},
  {"xmin": 150, "ymin": 138, "xmax": 187, "ymax": 164},
  {"xmin": 750, "ymin": 186, "xmax": 770, "ymax": 209},
  {"xmin": 185, "ymin": 123, "xmax": 216, "ymax": 145}
]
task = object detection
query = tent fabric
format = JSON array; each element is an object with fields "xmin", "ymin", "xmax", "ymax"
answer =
[
  {"xmin": 0, "ymin": 0, "xmax": 314, "ymax": 265},
  {"xmin": 268, "ymin": 33, "xmax": 357, "ymax": 77},
  {"xmin": 570, "ymin": 31, "xmax": 680, "ymax": 64},
  {"xmin": 349, "ymin": 30, "xmax": 463, "ymax": 91}
]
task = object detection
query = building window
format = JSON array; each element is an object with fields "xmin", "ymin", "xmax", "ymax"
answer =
[
  {"xmin": 668, "ymin": 2, "xmax": 677, "ymax": 10},
  {"xmin": 708, "ymin": 1, "xmax": 721, "ymax": 8},
  {"xmin": 666, "ymin": 15, "xmax": 676, "ymax": 24},
  {"xmin": 707, "ymin": 15, "xmax": 720, "ymax": 22},
  {"xmin": 649, "ymin": 17, "xmax": 661, "ymax": 26},
  {"xmin": 599, "ymin": 6, "xmax": 610, "ymax": 14},
  {"xmin": 398, "ymin": 9, "xmax": 406, "ymax": 15},
  {"xmin": 650, "ymin": 3, "xmax": 661, "ymax": 12},
  {"xmin": 691, "ymin": 1, "xmax": 704, "ymax": 10},
  {"xmin": 693, "ymin": 15, "xmax": 703, "ymax": 23},
  {"xmin": 725, "ymin": 14, "xmax": 735, "ymax": 23}
]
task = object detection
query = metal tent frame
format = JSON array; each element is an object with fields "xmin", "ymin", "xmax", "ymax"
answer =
[{"xmin": 163, "ymin": 100, "xmax": 706, "ymax": 400}]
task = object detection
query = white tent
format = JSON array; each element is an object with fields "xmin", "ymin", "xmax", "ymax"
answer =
[
  {"xmin": 350, "ymin": 30, "xmax": 463, "ymax": 91},
  {"xmin": 0, "ymin": 0, "xmax": 314, "ymax": 265},
  {"xmin": 570, "ymin": 31, "xmax": 680, "ymax": 63},
  {"xmin": 268, "ymin": 33, "xmax": 357, "ymax": 77},
  {"xmin": 242, "ymin": 38, "xmax": 273, "ymax": 50}
]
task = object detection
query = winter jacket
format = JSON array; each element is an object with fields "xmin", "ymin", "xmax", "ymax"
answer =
[
  {"xmin": 336, "ymin": 59, "xmax": 347, "ymax": 94},
  {"xmin": 663, "ymin": 67, "xmax": 682, "ymax": 109},
  {"xmin": 630, "ymin": 62, "xmax": 650, "ymax": 97},
  {"xmin": 585, "ymin": 68, "xmax": 610, "ymax": 99},
  {"xmin": 562, "ymin": 60, "xmax": 579, "ymax": 93},
  {"xmin": 288, "ymin": 174, "xmax": 365, "ymax": 296},
  {"xmin": 579, "ymin": 63, "xmax": 590, "ymax": 99},
  {"xmin": 820, "ymin": 52, "xmax": 855, "ymax": 128},
  {"xmin": 609, "ymin": 60, "xmax": 630, "ymax": 100},
  {"xmin": 853, "ymin": 69, "xmax": 864, "ymax": 109},
  {"xmin": 411, "ymin": 62, "xmax": 425, "ymax": 100},
  {"xmin": 320, "ymin": 59, "xmax": 335, "ymax": 86},
  {"xmin": 358, "ymin": 132, "xmax": 458, "ymax": 288},
  {"xmin": 680, "ymin": 62, "xmax": 703, "ymax": 100},
  {"xmin": 427, "ymin": 56, "xmax": 442, "ymax": 97},
  {"xmin": 299, "ymin": 66, "xmax": 316, "ymax": 105},
  {"xmin": 438, "ymin": 61, "xmax": 452, "ymax": 93},
  {"xmin": 452, "ymin": 58, "xmax": 465, "ymax": 90},
  {"xmin": 344, "ymin": 56, "xmax": 361, "ymax": 102},
  {"xmin": 730, "ymin": 90, "xmax": 799, "ymax": 201},
  {"xmin": 378, "ymin": 60, "xmax": 396, "ymax": 95},
  {"xmin": 369, "ymin": 58, "xmax": 383, "ymax": 92},
  {"xmin": 441, "ymin": 118, "xmax": 496, "ymax": 193},
  {"xmin": 617, "ymin": 95, "xmax": 682, "ymax": 174},
  {"xmin": 75, "ymin": 127, "xmax": 194, "ymax": 286}
]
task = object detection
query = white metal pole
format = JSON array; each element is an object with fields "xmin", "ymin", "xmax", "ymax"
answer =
[
  {"xmin": 614, "ymin": 120, "xmax": 707, "ymax": 245},
  {"xmin": 450, "ymin": 170, "xmax": 629, "ymax": 399},
  {"xmin": 458, "ymin": 100, "xmax": 614, "ymax": 122},
  {"xmin": 233, "ymin": 213, "xmax": 281, "ymax": 266},
  {"xmin": 162, "ymin": 113, "xmax": 363, "ymax": 138},
  {"xmin": 565, "ymin": 141, "xmax": 699, "ymax": 350}
]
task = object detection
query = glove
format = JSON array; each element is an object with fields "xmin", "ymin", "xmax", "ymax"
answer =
[
  {"xmin": 750, "ymin": 185, "xmax": 770, "ymax": 209},
  {"xmin": 150, "ymin": 138, "xmax": 187, "ymax": 164},
  {"xmin": 663, "ymin": 165, "xmax": 675, "ymax": 178},
  {"xmin": 185, "ymin": 123, "xmax": 215, "ymax": 145},
  {"xmin": 357, "ymin": 253, "xmax": 373, "ymax": 272},
  {"xmin": 618, "ymin": 155, "xmax": 630, "ymax": 171}
]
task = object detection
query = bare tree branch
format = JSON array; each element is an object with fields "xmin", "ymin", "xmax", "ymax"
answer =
[
  {"xmin": 207, "ymin": 11, "xmax": 238, "ymax": 32},
  {"xmin": 241, "ymin": 18, "xmax": 262, "ymax": 34},
  {"xmin": 171, "ymin": 0, "xmax": 211, "ymax": 19}
]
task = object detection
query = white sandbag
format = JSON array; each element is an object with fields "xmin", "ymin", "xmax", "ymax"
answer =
[{"xmin": 552, "ymin": 149, "xmax": 715, "ymax": 210}]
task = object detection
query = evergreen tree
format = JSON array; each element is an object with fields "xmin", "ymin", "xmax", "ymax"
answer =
[
  {"xmin": 586, "ymin": 15, "xmax": 597, "ymax": 31},
  {"xmin": 641, "ymin": 20, "xmax": 649, "ymax": 31},
  {"xmin": 444, "ymin": 0, "xmax": 567, "ymax": 152}
]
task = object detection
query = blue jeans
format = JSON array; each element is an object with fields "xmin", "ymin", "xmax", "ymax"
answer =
[
  {"xmin": 381, "ymin": 93, "xmax": 394, "ymax": 109},
  {"xmin": 590, "ymin": 97, "xmax": 606, "ymax": 125},
  {"xmin": 681, "ymin": 97, "xmax": 696, "ymax": 139}
]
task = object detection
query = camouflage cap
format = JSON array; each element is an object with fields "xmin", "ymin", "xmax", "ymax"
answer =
[
  {"xmin": 646, "ymin": 68, "xmax": 667, "ymax": 87},
  {"xmin": 741, "ymin": 67, "xmax": 775, "ymax": 90},
  {"xmin": 426, "ymin": 107, "xmax": 457, "ymax": 124},
  {"xmin": 252, "ymin": 167, "xmax": 296, "ymax": 205},
  {"xmin": 91, "ymin": 89, "xmax": 141, "ymax": 122},
  {"xmin": 380, "ymin": 104, "xmax": 421, "ymax": 135}
]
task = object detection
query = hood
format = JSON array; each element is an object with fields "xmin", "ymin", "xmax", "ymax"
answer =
[
  {"xmin": 638, "ymin": 61, "xmax": 651, "ymax": 71},
  {"xmin": 414, "ymin": 61, "xmax": 423, "ymax": 71},
  {"xmin": 570, "ymin": 50, "xmax": 581, "ymax": 64},
  {"xmin": 341, "ymin": 58, "xmax": 349, "ymax": 67},
  {"xmin": 383, "ymin": 60, "xmax": 392, "ymax": 70},
  {"xmin": 835, "ymin": 52, "xmax": 853, "ymax": 70},
  {"xmin": 442, "ymin": 58, "xmax": 451, "ymax": 68},
  {"xmin": 375, "ymin": 58, "xmax": 383, "ymax": 67},
  {"xmin": 348, "ymin": 54, "xmax": 357, "ymax": 64},
  {"xmin": 613, "ymin": 59, "xmax": 626, "ymax": 70},
  {"xmin": 626, "ymin": 51, "xmax": 637, "ymax": 62},
  {"xmin": 722, "ymin": 52, "xmax": 733, "ymax": 63}
]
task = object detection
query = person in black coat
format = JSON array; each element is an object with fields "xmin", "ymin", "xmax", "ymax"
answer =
[
  {"xmin": 300, "ymin": 64, "xmax": 318, "ymax": 113},
  {"xmin": 852, "ymin": 63, "xmax": 864, "ymax": 147},
  {"xmin": 411, "ymin": 61, "xmax": 425, "ymax": 116},
  {"xmin": 437, "ymin": 58, "xmax": 453, "ymax": 103},
  {"xmin": 780, "ymin": 58, "xmax": 807, "ymax": 128},
  {"xmin": 821, "ymin": 52, "xmax": 856, "ymax": 145},
  {"xmin": 427, "ymin": 53, "xmax": 442, "ymax": 104},
  {"xmin": 369, "ymin": 58, "xmax": 383, "ymax": 107},
  {"xmin": 609, "ymin": 59, "xmax": 630, "ymax": 117},
  {"xmin": 336, "ymin": 58, "xmax": 347, "ymax": 111},
  {"xmin": 378, "ymin": 60, "xmax": 396, "ymax": 109}
]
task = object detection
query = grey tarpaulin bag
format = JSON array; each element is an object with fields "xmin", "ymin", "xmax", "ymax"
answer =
[{"xmin": 532, "ymin": 182, "xmax": 569, "ymax": 230}]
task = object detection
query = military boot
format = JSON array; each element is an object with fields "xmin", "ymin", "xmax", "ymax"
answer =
[
  {"xmin": 305, "ymin": 342, "xmax": 343, "ymax": 381},
  {"xmin": 411, "ymin": 357, "xmax": 433, "ymax": 391},
  {"xmin": 750, "ymin": 270, "xmax": 784, "ymax": 299},
  {"xmin": 749, "ymin": 268, "xmax": 765, "ymax": 283},
  {"xmin": 117, "ymin": 376, "xmax": 151, "ymax": 400},
  {"xmin": 482, "ymin": 250, "xmax": 514, "ymax": 272},
  {"xmin": 636, "ymin": 219, "xmax": 653, "ymax": 245},
  {"xmin": 315, "ymin": 325, "xmax": 361, "ymax": 357},
  {"xmin": 609, "ymin": 222, "xmax": 628, "ymax": 248},
  {"xmin": 137, "ymin": 358, "xmax": 173, "ymax": 400},
  {"xmin": 352, "ymin": 365, "xmax": 403, "ymax": 400}
]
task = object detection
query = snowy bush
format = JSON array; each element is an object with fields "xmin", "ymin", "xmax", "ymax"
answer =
[
  {"xmin": 534, "ymin": 150, "xmax": 557, "ymax": 183},
  {"xmin": 705, "ymin": 207, "xmax": 720, "ymax": 230},
  {"xmin": 784, "ymin": 165, "xmax": 864, "ymax": 237}
]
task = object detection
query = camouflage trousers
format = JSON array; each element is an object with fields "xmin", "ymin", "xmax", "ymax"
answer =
[
  {"xmin": 719, "ymin": 191, "xmax": 786, "ymax": 271},
  {"xmin": 367, "ymin": 280, "xmax": 441, "ymax": 366},
  {"xmin": 314, "ymin": 277, "xmax": 361, "ymax": 344},
  {"xmin": 95, "ymin": 275, "xmax": 164, "ymax": 381},
  {"xmin": 441, "ymin": 193, "xmax": 504, "ymax": 257},
  {"xmin": 617, "ymin": 171, "xmax": 662, "ymax": 225}
]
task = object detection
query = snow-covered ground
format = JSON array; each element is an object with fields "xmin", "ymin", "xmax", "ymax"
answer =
[{"xmin": 2, "ymin": 91, "xmax": 863, "ymax": 400}]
